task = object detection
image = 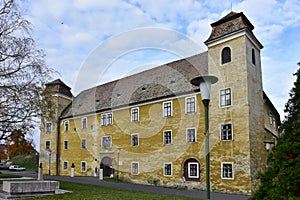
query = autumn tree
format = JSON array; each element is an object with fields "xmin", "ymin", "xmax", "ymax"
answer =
[
  {"xmin": 0, "ymin": 0, "xmax": 53, "ymax": 140},
  {"xmin": 6, "ymin": 129, "xmax": 36, "ymax": 158},
  {"xmin": 251, "ymin": 64, "xmax": 300, "ymax": 200}
]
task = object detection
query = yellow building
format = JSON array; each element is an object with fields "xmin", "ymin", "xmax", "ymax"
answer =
[{"xmin": 40, "ymin": 11, "xmax": 280, "ymax": 195}]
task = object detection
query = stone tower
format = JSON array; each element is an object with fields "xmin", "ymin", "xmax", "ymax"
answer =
[
  {"xmin": 40, "ymin": 79, "xmax": 72, "ymax": 175},
  {"xmin": 205, "ymin": 12, "xmax": 265, "ymax": 193}
]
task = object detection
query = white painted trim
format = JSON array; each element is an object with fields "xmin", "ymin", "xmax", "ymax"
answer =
[
  {"xmin": 131, "ymin": 107, "xmax": 139, "ymax": 122},
  {"xmin": 64, "ymin": 120, "xmax": 69, "ymax": 132},
  {"xmin": 163, "ymin": 130, "xmax": 173, "ymax": 145},
  {"xmin": 162, "ymin": 100, "xmax": 173, "ymax": 117},
  {"xmin": 188, "ymin": 162, "xmax": 199, "ymax": 178},
  {"xmin": 81, "ymin": 117, "xmax": 87, "ymax": 129},
  {"xmin": 219, "ymin": 88, "xmax": 232, "ymax": 108},
  {"xmin": 131, "ymin": 162, "xmax": 139, "ymax": 175},
  {"xmin": 220, "ymin": 123, "xmax": 233, "ymax": 141},
  {"xmin": 185, "ymin": 96, "xmax": 197, "ymax": 114},
  {"xmin": 45, "ymin": 122, "xmax": 52, "ymax": 132},
  {"xmin": 163, "ymin": 162, "xmax": 172, "ymax": 176},
  {"xmin": 221, "ymin": 162, "xmax": 234, "ymax": 180},
  {"xmin": 131, "ymin": 133, "xmax": 139, "ymax": 147},
  {"xmin": 186, "ymin": 127, "xmax": 197, "ymax": 143},
  {"xmin": 45, "ymin": 140, "xmax": 51, "ymax": 150},
  {"xmin": 101, "ymin": 136, "xmax": 112, "ymax": 149}
]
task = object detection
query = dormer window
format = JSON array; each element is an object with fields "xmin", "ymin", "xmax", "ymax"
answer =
[{"xmin": 221, "ymin": 47, "xmax": 231, "ymax": 64}]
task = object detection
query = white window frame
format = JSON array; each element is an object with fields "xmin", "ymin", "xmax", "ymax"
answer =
[
  {"xmin": 107, "ymin": 113, "xmax": 113, "ymax": 125},
  {"xmin": 45, "ymin": 140, "xmax": 50, "ymax": 150},
  {"xmin": 188, "ymin": 162, "xmax": 199, "ymax": 178},
  {"xmin": 64, "ymin": 121, "xmax": 69, "ymax": 132},
  {"xmin": 82, "ymin": 117, "xmax": 87, "ymax": 129},
  {"xmin": 102, "ymin": 136, "xmax": 112, "ymax": 149},
  {"xmin": 101, "ymin": 114, "xmax": 107, "ymax": 126},
  {"xmin": 46, "ymin": 122, "xmax": 52, "ymax": 132},
  {"xmin": 131, "ymin": 162, "xmax": 139, "ymax": 175},
  {"xmin": 163, "ymin": 101, "xmax": 172, "ymax": 117},
  {"xmin": 64, "ymin": 140, "xmax": 68, "ymax": 150},
  {"xmin": 185, "ymin": 96, "xmax": 196, "ymax": 114},
  {"xmin": 101, "ymin": 113, "xmax": 113, "ymax": 126},
  {"xmin": 186, "ymin": 128, "xmax": 197, "ymax": 143},
  {"xmin": 131, "ymin": 107, "xmax": 139, "ymax": 122},
  {"xmin": 220, "ymin": 88, "xmax": 232, "ymax": 107},
  {"xmin": 82, "ymin": 139, "xmax": 86, "ymax": 149},
  {"xmin": 63, "ymin": 161, "xmax": 68, "ymax": 170},
  {"xmin": 163, "ymin": 162, "xmax": 172, "ymax": 176},
  {"xmin": 81, "ymin": 161, "xmax": 86, "ymax": 172},
  {"xmin": 163, "ymin": 130, "xmax": 172, "ymax": 145},
  {"xmin": 131, "ymin": 133, "xmax": 139, "ymax": 147},
  {"xmin": 221, "ymin": 162, "xmax": 234, "ymax": 180},
  {"xmin": 220, "ymin": 123, "xmax": 233, "ymax": 141}
]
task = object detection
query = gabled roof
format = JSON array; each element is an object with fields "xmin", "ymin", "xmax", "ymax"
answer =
[{"xmin": 60, "ymin": 52, "xmax": 208, "ymax": 119}]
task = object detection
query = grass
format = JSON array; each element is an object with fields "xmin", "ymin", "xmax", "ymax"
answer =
[
  {"xmin": 31, "ymin": 181, "xmax": 199, "ymax": 200},
  {"xmin": 7, "ymin": 154, "xmax": 38, "ymax": 171},
  {"xmin": 0, "ymin": 174, "xmax": 22, "ymax": 178}
]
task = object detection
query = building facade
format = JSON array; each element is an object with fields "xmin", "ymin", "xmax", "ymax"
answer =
[{"xmin": 40, "ymin": 12, "xmax": 280, "ymax": 195}]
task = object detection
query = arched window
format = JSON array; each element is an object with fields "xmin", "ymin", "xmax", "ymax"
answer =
[
  {"xmin": 221, "ymin": 47, "xmax": 231, "ymax": 64},
  {"xmin": 252, "ymin": 48, "xmax": 256, "ymax": 65}
]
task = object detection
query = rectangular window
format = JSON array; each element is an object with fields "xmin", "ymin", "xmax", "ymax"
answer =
[
  {"xmin": 82, "ymin": 139, "xmax": 86, "ymax": 149},
  {"xmin": 186, "ymin": 128, "xmax": 196, "ymax": 143},
  {"xmin": 64, "ymin": 140, "xmax": 68, "ymax": 150},
  {"xmin": 131, "ymin": 162, "xmax": 139, "ymax": 175},
  {"xmin": 45, "ymin": 141, "xmax": 50, "ymax": 150},
  {"xmin": 101, "ymin": 114, "xmax": 107, "ymax": 126},
  {"xmin": 46, "ymin": 122, "xmax": 52, "ymax": 132},
  {"xmin": 221, "ymin": 124, "xmax": 232, "ymax": 141},
  {"xmin": 64, "ymin": 121, "xmax": 69, "ymax": 132},
  {"xmin": 222, "ymin": 163, "xmax": 234, "ymax": 179},
  {"xmin": 82, "ymin": 118, "xmax": 87, "ymax": 129},
  {"xmin": 269, "ymin": 111, "xmax": 273, "ymax": 125},
  {"xmin": 63, "ymin": 161, "xmax": 68, "ymax": 170},
  {"xmin": 81, "ymin": 161, "xmax": 86, "ymax": 172},
  {"xmin": 131, "ymin": 134, "xmax": 139, "ymax": 147},
  {"xmin": 107, "ymin": 113, "xmax": 112, "ymax": 125},
  {"xmin": 131, "ymin": 108, "xmax": 139, "ymax": 122},
  {"xmin": 186, "ymin": 97, "xmax": 196, "ymax": 113},
  {"xmin": 164, "ymin": 130, "xmax": 172, "ymax": 144},
  {"xmin": 102, "ymin": 136, "xmax": 112, "ymax": 149},
  {"xmin": 220, "ymin": 88, "xmax": 231, "ymax": 107},
  {"xmin": 164, "ymin": 163, "xmax": 172, "ymax": 176},
  {"xmin": 188, "ymin": 162, "xmax": 199, "ymax": 178},
  {"xmin": 163, "ymin": 101, "xmax": 172, "ymax": 117}
]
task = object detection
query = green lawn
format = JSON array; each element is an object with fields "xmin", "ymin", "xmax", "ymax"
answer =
[{"xmin": 32, "ymin": 181, "xmax": 199, "ymax": 200}]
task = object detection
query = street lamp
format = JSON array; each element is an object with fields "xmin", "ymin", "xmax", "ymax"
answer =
[
  {"xmin": 116, "ymin": 147, "xmax": 121, "ymax": 182},
  {"xmin": 191, "ymin": 75, "xmax": 218, "ymax": 200},
  {"xmin": 48, "ymin": 149, "xmax": 52, "ymax": 176}
]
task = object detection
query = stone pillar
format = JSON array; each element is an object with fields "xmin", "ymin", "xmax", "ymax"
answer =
[
  {"xmin": 38, "ymin": 163, "xmax": 43, "ymax": 180},
  {"xmin": 71, "ymin": 163, "xmax": 75, "ymax": 177},
  {"xmin": 99, "ymin": 168, "xmax": 103, "ymax": 180}
]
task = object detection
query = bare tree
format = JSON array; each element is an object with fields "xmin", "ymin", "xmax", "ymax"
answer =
[{"xmin": 0, "ymin": 0, "xmax": 53, "ymax": 140}]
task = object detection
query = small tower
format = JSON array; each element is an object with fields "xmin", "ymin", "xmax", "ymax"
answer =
[
  {"xmin": 40, "ymin": 79, "xmax": 72, "ymax": 175},
  {"xmin": 205, "ymin": 12, "xmax": 265, "ymax": 194}
]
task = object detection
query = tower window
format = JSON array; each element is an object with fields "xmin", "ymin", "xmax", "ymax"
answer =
[
  {"xmin": 252, "ymin": 48, "xmax": 256, "ymax": 65},
  {"xmin": 221, "ymin": 47, "xmax": 231, "ymax": 64}
]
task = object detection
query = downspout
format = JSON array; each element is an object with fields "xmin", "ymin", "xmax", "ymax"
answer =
[{"xmin": 56, "ymin": 118, "xmax": 61, "ymax": 176}]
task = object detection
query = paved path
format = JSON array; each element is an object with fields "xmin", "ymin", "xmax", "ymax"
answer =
[{"xmin": 4, "ymin": 171, "xmax": 250, "ymax": 200}]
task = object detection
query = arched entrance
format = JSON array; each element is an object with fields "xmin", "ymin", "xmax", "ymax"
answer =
[
  {"xmin": 100, "ymin": 156, "xmax": 113, "ymax": 177},
  {"xmin": 183, "ymin": 158, "xmax": 201, "ymax": 181}
]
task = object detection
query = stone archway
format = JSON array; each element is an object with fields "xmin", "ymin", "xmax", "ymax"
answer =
[
  {"xmin": 100, "ymin": 156, "xmax": 113, "ymax": 177},
  {"xmin": 183, "ymin": 158, "xmax": 201, "ymax": 182}
]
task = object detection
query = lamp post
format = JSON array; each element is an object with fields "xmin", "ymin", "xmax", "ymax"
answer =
[
  {"xmin": 191, "ymin": 75, "xmax": 218, "ymax": 200},
  {"xmin": 116, "ymin": 148, "xmax": 121, "ymax": 182},
  {"xmin": 48, "ymin": 149, "xmax": 52, "ymax": 176}
]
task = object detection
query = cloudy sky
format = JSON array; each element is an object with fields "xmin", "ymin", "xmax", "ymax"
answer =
[{"xmin": 19, "ymin": 0, "xmax": 300, "ymax": 147}]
